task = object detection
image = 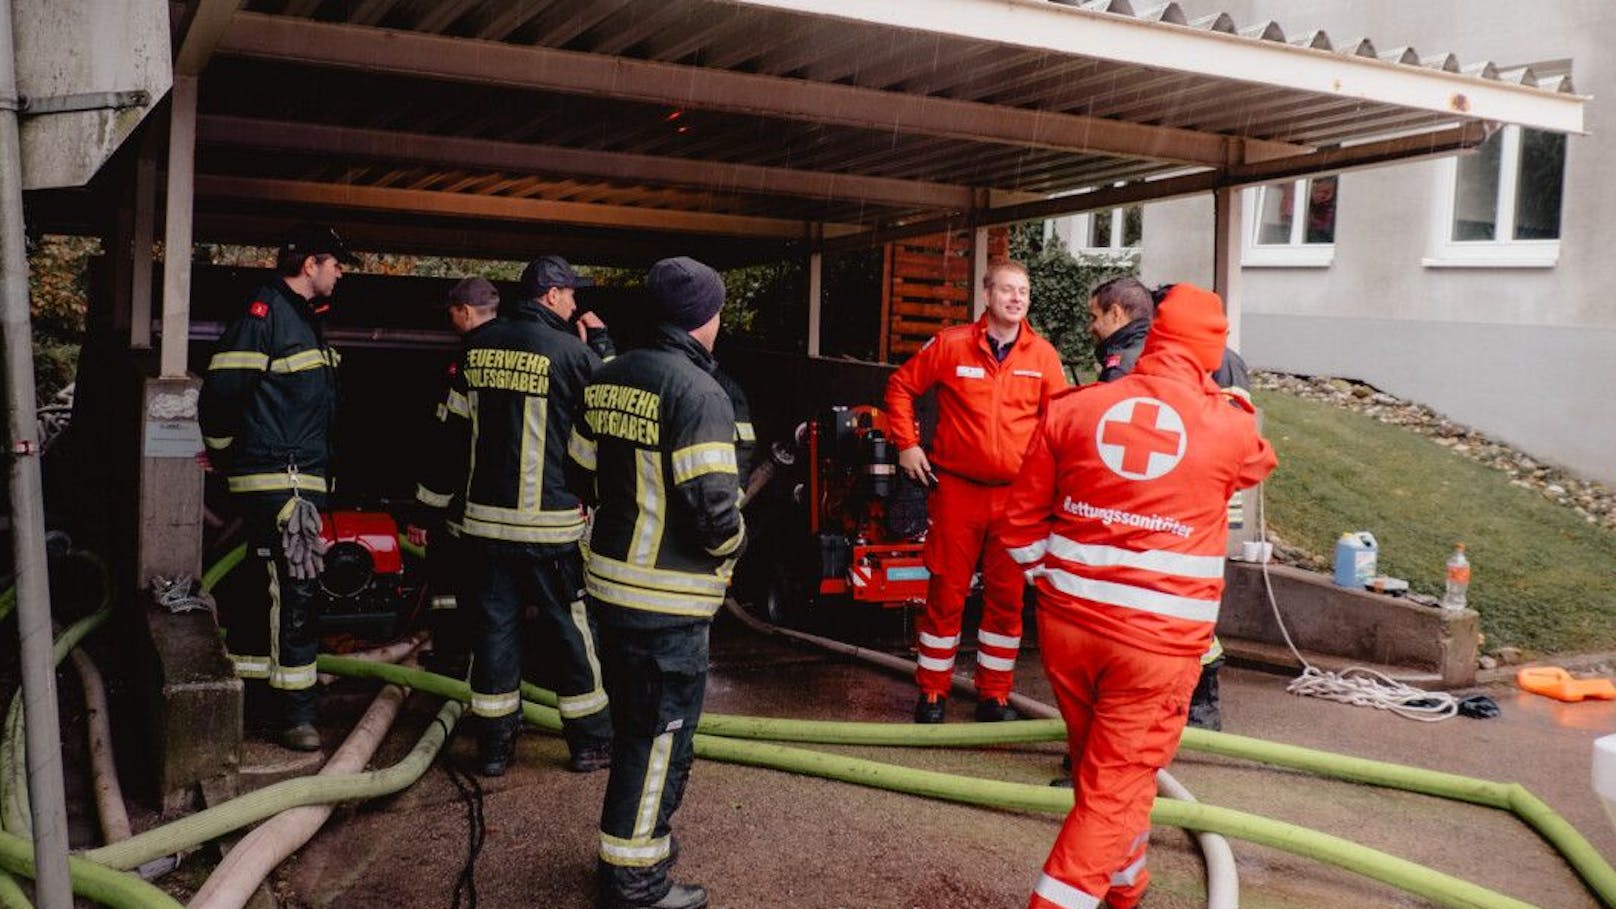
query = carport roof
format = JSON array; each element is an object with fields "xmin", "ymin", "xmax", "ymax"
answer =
[{"xmin": 80, "ymin": 0, "xmax": 1593, "ymax": 263}]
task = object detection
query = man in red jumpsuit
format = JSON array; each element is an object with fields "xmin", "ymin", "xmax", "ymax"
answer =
[
  {"xmin": 885, "ymin": 260, "xmax": 1067, "ymax": 723},
  {"xmin": 1000, "ymin": 284, "xmax": 1276, "ymax": 909}
]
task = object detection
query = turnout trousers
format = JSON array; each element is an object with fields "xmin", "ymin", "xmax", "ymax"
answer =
[
  {"xmin": 464, "ymin": 541, "xmax": 611, "ymax": 750},
  {"xmin": 916, "ymin": 473, "xmax": 1026, "ymax": 699},
  {"xmin": 1031, "ymin": 608, "xmax": 1201, "ymax": 909},
  {"xmin": 592, "ymin": 606, "xmax": 709, "ymax": 906},
  {"xmin": 226, "ymin": 490, "xmax": 326, "ymax": 726}
]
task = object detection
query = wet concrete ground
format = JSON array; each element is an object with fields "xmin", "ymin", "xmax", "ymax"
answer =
[{"xmin": 219, "ymin": 607, "xmax": 1616, "ymax": 909}]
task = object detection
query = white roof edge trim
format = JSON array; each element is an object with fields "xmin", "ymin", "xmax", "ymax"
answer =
[{"xmin": 723, "ymin": 0, "xmax": 1586, "ymax": 135}]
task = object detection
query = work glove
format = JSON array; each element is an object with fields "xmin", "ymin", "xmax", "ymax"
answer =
[{"xmin": 279, "ymin": 496, "xmax": 327, "ymax": 581}]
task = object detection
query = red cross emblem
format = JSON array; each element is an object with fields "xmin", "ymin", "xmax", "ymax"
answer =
[{"xmin": 1095, "ymin": 397, "xmax": 1186, "ymax": 480}]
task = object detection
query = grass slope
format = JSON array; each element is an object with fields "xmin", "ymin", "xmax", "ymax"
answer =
[{"xmin": 1255, "ymin": 388, "xmax": 1616, "ymax": 656}]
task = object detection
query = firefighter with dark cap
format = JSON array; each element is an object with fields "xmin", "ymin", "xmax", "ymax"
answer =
[
  {"xmin": 567, "ymin": 256, "xmax": 743, "ymax": 909},
  {"xmin": 415, "ymin": 260, "xmax": 614, "ymax": 778},
  {"xmin": 199, "ymin": 223, "xmax": 355, "ymax": 752}
]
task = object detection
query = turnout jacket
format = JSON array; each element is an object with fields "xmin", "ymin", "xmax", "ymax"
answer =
[
  {"xmin": 1098, "ymin": 317, "xmax": 1252, "ymax": 397},
  {"xmin": 567, "ymin": 325, "xmax": 745, "ymax": 623},
  {"xmin": 1000, "ymin": 346, "xmax": 1276, "ymax": 657},
  {"xmin": 416, "ymin": 301, "xmax": 600, "ymax": 546},
  {"xmin": 884, "ymin": 317, "xmax": 1067, "ymax": 486},
  {"xmin": 199, "ymin": 279, "xmax": 340, "ymax": 495}
]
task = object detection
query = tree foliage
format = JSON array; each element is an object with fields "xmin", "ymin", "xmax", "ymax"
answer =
[
  {"xmin": 26, "ymin": 234, "xmax": 99, "ymax": 401},
  {"xmin": 1010, "ymin": 222, "xmax": 1139, "ymax": 377}
]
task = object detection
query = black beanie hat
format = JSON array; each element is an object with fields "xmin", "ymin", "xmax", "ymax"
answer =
[{"xmin": 647, "ymin": 257, "xmax": 724, "ymax": 331}]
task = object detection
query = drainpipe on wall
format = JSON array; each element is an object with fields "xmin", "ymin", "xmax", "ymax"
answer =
[{"xmin": 0, "ymin": 4, "xmax": 76, "ymax": 907}]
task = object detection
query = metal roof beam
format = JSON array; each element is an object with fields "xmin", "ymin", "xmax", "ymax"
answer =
[
  {"xmin": 216, "ymin": 12, "xmax": 1308, "ymax": 167},
  {"xmin": 193, "ymin": 175, "xmax": 855, "ymax": 239},
  {"xmin": 197, "ymin": 115, "xmax": 977, "ymax": 211},
  {"xmin": 733, "ymin": 0, "xmax": 1585, "ymax": 134},
  {"xmin": 824, "ymin": 121, "xmax": 1488, "ymax": 253},
  {"xmin": 174, "ymin": 0, "xmax": 243, "ymax": 75}
]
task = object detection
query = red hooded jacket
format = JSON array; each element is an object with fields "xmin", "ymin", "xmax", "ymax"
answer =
[{"xmin": 999, "ymin": 344, "xmax": 1276, "ymax": 656}]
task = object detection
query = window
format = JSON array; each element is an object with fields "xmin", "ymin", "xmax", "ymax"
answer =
[
  {"xmin": 1052, "ymin": 206, "xmax": 1142, "ymax": 258},
  {"xmin": 1241, "ymin": 176, "xmax": 1336, "ymax": 267},
  {"xmin": 1426, "ymin": 125, "xmax": 1565, "ymax": 268}
]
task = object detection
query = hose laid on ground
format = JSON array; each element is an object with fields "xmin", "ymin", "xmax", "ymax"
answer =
[
  {"xmin": 68, "ymin": 649, "xmax": 131, "ymax": 844},
  {"xmin": 376, "ymin": 662, "xmax": 1541, "ymax": 909},
  {"xmin": 1180, "ymin": 726, "xmax": 1616, "ymax": 905},
  {"xmin": 3, "ymin": 578, "xmax": 112, "ymax": 834},
  {"xmin": 196, "ymin": 541, "xmax": 1613, "ymax": 906},
  {"xmin": 0, "ymin": 831, "xmax": 180, "ymax": 909},
  {"xmin": 720, "ymin": 597, "xmax": 1242, "ymax": 909},
  {"xmin": 316, "ymin": 630, "xmax": 429, "ymax": 687},
  {"xmin": 188, "ymin": 658, "xmax": 420, "ymax": 909},
  {"xmin": 82, "ymin": 695, "xmax": 463, "ymax": 873},
  {"xmin": 690, "ymin": 734, "xmax": 1541, "ymax": 909}
]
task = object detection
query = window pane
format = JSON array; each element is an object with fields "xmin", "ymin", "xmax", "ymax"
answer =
[
  {"xmin": 1303, "ymin": 176, "xmax": 1337, "ymax": 244},
  {"xmin": 1513, "ymin": 129, "xmax": 1565, "ymax": 240},
  {"xmin": 1255, "ymin": 184, "xmax": 1294, "ymax": 245},
  {"xmin": 1122, "ymin": 206, "xmax": 1143, "ymax": 247},
  {"xmin": 1452, "ymin": 130, "xmax": 1502, "ymax": 240},
  {"xmin": 1089, "ymin": 209, "xmax": 1113, "ymax": 247}
]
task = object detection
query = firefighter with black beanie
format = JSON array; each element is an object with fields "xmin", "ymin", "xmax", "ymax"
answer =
[
  {"xmin": 199, "ymin": 223, "xmax": 354, "ymax": 752},
  {"xmin": 415, "ymin": 261, "xmax": 615, "ymax": 778},
  {"xmin": 567, "ymin": 256, "xmax": 743, "ymax": 909}
]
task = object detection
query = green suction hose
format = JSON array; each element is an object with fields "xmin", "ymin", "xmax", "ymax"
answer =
[
  {"xmin": 0, "ymin": 830, "xmax": 179, "ymax": 909},
  {"xmin": 84, "ymin": 697, "xmax": 463, "ymax": 872}
]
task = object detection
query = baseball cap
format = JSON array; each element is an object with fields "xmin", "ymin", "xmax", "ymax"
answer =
[
  {"xmin": 280, "ymin": 223, "xmax": 359, "ymax": 266},
  {"xmin": 446, "ymin": 276, "xmax": 500, "ymax": 309},
  {"xmin": 518, "ymin": 255, "xmax": 594, "ymax": 300},
  {"xmin": 647, "ymin": 256, "xmax": 724, "ymax": 331}
]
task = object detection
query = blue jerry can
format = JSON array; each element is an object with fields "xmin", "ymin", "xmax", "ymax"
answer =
[{"xmin": 1333, "ymin": 532, "xmax": 1378, "ymax": 588}]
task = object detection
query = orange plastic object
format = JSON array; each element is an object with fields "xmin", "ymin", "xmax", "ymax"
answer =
[{"xmin": 1517, "ymin": 666, "xmax": 1616, "ymax": 702}]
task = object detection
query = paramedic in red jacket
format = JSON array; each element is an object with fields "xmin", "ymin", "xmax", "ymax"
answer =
[
  {"xmin": 884, "ymin": 260, "xmax": 1067, "ymax": 723},
  {"xmin": 1001, "ymin": 284, "xmax": 1276, "ymax": 909}
]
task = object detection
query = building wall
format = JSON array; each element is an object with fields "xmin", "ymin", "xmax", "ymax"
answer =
[{"xmin": 1143, "ymin": 1, "xmax": 1616, "ymax": 482}]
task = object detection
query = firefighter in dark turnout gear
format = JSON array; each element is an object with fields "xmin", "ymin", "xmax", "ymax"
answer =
[
  {"xmin": 416, "ymin": 261, "xmax": 614, "ymax": 777},
  {"xmin": 567, "ymin": 257, "xmax": 742, "ymax": 909},
  {"xmin": 199, "ymin": 224, "xmax": 355, "ymax": 752}
]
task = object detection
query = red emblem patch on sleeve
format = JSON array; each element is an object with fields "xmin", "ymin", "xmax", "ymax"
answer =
[
  {"xmin": 1104, "ymin": 355, "xmax": 1122, "ymax": 368},
  {"xmin": 248, "ymin": 301, "xmax": 269, "ymax": 318}
]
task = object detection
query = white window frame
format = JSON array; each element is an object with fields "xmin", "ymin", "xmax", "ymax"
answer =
[
  {"xmin": 1241, "ymin": 180, "xmax": 1334, "ymax": 268},
  {"xmin": 1059, "ymin": 207, "xmax": 1141, "ymax": 260},
  {"xmin": 1424, "ymin": 125, "xmax": 1561, "ymax": 269}
]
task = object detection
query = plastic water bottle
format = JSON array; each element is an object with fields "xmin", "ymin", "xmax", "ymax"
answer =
[{"xmin": 1442, "ymin": 544, "xmax": 1470, "ymax": 611}]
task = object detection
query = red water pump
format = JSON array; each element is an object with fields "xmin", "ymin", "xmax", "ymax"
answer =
[
  {"xmin": 802, "ymin": 405, "xmax": 929, "ymax": 606},
  {"xmin": 315, "ymin": 510, "xmax": 415, "ymax": 637}
]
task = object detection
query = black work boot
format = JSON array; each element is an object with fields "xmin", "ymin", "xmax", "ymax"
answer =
[
  {"xmin": 1187, "ymin": 659, "xmax": 1223, "ymax": 732},
  {"xmin": 913, "ymin": 693, "xmax": 947, "ymax": 724},
  {"xmin": 599, "ymin": 883, "xmax": 708, "ymax": 909},
  {"xmin": 279, "ymin": 722, "xmax": 320, "ymax": 752},
  {"xmin": 568, "ymin": 739, "xmax": 613, "ymax": 773},
  {"xmin": 973, "ymin": 696, "xmax": 1022, "ymax": 722},
  {"xmin": 477, "ymin": 714, "xmax": 521, "ymax": 777}
]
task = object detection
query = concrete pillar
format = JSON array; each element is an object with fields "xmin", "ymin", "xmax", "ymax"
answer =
[
  {"xmin": 136, "ymin": 376, "xmax": 205, "ymax": 582},
  {"xmin": 160, "ymin": 75, "xmax": 197, "ymax": 377}
]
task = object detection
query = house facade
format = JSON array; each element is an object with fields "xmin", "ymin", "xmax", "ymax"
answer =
[{"xmin": 1115, "ymin": 1, "xmax": 1612, "ymax": 483}]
